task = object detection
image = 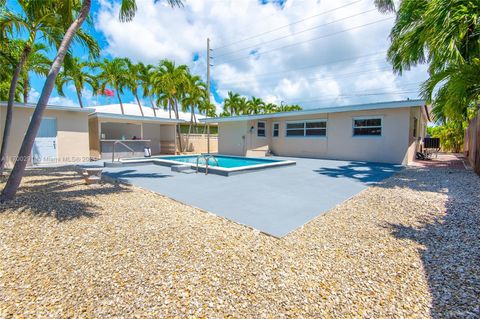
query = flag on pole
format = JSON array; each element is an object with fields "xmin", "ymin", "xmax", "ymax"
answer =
[{"xmin": 98, "ymin": 89, "xmax": 115, "ymax": 97}]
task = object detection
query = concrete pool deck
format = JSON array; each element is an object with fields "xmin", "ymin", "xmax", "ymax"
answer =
[{"xmin": 86, "ymin": 157, "xmax": 402, "ymax": 237}]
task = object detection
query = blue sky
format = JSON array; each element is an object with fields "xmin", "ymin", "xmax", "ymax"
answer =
[{"xmin": 6, "ymin": 0, "xmax": 428, "ymax": 112}]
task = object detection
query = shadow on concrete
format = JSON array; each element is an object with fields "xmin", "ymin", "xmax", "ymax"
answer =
[
  {"xmin": 0, "ymin": 166, "xmax": 131, "ymax": 221},
  {"xmin": 105, "ymin": 169, "xmax": 173, "ymax": 180},
  {"xmin": 313, "ymin": 161, "xmax": 402, "ymax": 184},
  {"xmin": 382, "ymin": 167, "xmax": 480, "ymax": 317}
]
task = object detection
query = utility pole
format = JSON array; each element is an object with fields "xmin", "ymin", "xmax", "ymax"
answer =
[{"xmin": 206, "ymin": 37, "xmax": 212, "ymax": 154}]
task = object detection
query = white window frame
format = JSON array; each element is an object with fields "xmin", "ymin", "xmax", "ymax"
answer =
[
  {"xmin": 352, "ymin": 116, "xmax": 383, "ymax": 137},
  {"xmin": 257, "ymin": 121, "xmax": 266, "ymax": 137},
  {"xmin": 285, "ymin": 119, "xmax": 327, "ymax": 138},
  {"xmin": 272, "ymin": 122, "xmax": 280, "ymax": 138}
]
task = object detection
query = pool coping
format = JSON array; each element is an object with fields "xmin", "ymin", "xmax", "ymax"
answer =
[{"xmin": 116, "ymin": 154, "xmax": 296, "ymax": 176}]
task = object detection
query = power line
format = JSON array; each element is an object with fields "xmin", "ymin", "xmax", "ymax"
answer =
[
  {"xmin": 214, "ymin": 8, "xmax": 378, "ymax": 59},
  {"xmin": 213, "ymin": 0, "xmax": 364, "ymax": 50},
  {"xmin": 214, "ymin": 50, "xmax": 387, "ymax": 80},
  {"xmin": 218, "ymin": 61, "xmax": 392, "ymax": 86},
  {"xmin": 215, "ymin": 17, "xmax": 394, "ymax": 64}
]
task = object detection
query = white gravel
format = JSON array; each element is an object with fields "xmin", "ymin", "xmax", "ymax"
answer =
[{"xmin": 0, "ymin": 165, "xmax": 478, "ymax": 318}]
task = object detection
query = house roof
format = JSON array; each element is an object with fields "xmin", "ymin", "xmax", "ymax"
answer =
[
  {"xmin": 86, "ymin": 104, "xmax": 206, "ymax": 122},
  {"xmin": 91, "ymin": 111, "xmax": 183, "ymax": 124},
  {"xmin": 200, "ymin": 99, "xmax": 428, "ymax": 123},
  {"xmin": 0, "ymin": 102, "xmax": 92, "ymax": 113}
]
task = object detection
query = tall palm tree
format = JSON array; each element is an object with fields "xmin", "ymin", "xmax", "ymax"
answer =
[
  {"xmin": 422, "ymin": 58, "xmax": 480, "ymax": 122},
  {"xmin": 124, "ymin": 59, "xmax": 144, "ymax": 116},
  {"xmin": 96, "ymin": 57, "xmax": 128, "ymax": 114},
  {"xmin": 376, "ymin": 0, "xmax": 480, "ymax": 120},
  {"xmin": 182, "ymin": 74, "xmax": 206, "ymax": 150},
  {"xmin": 223, "ymin": 91, "xmax": 240, "ymax": 116},
  {"xmin": 152, "ymin": 59, "xmax": 189, "ymax": 118},
  {"xmin": 151, "ymin": 59, "xmax": 189, "ymax": 151},
  {"xmin": 55, "ymin": 56, "xmax": 96, "ymax": 108},
  {"xmin": 0, "ymin": 0, "xmax": 98, "ymax": 176},
  {"xmin": 0, "ymin": 38, "xmax": 24, "ymax": 102},
  {"xmin": 263, "ymin": 102, "xmax": 277, "ymax": 114},
  {"xmin": 1, "ymin": 0, "xmax": 183, "ymax": 201},
  {"xmin": 247, "ymin": 96, "xmax": 265, "ymax": 115},
  {"xmin": 137, "ymin": 62, "xmax": 156, "ymax": 116},
  {"xmin": 21, "ymin": 42, "xmax": 51, "ymax": 103}
]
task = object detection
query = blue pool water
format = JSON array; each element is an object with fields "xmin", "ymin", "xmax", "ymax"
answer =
[{"xmin": 160, "ymin": 155, "xmax": 282, "ymax": 168}]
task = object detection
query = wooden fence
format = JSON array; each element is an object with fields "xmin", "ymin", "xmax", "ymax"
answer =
[
  {"xmin": 178, "ymin": 134, "xmax": 218, "ymax": 154},
  {"xmin": 465, "ymin": 111, "xmax": 480, "ymax": 175}
]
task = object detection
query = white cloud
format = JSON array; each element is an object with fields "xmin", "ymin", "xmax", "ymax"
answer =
[
  {"xmin": 95, "ymin": 0, "xmax": 429, "ymax": 109},
  {"xmin": 48, "ymin": 96, "xmax": 77, "ymax": 107}
]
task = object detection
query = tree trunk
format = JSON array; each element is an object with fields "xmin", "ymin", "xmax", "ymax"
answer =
[
  {"xmin": 0, "ymin": 45, "xmax": 31, "ymax": 176},
  {"xmin": 116, "ymin": 87, "xmax": 124, "ymax": 114},
  {"xmin": 149, "ymin": 96, "xmax": 157, "ymax": 117},
  {"xmin": 135, "ymin": 93, "xmax": 144, "ymax": 116},
  {"xmin": 0, "ymin": 0, "xmax": 92, "ymax": 201},
  {"xmin": 173, "ymin": 99, "xmax": 182, "ymax": 152},
  {"xmin": 75, "ymin": 87, "xmax": 84, "ymax": 108},
  {"xmin": 23, "ymin": 72, "xmax": 29, "ymax": 103},
  {"xmin": 184, "ymin": 109, "xmax": 194, "ymax": 152}
]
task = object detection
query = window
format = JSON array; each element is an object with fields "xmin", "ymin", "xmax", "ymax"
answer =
[
  {"xmin": 306, "ymin": 121, "xmax": 326, "ymax": 136},
  {"xmin": 353, "ymin": 118, "xmax": 382, "ymax": 136},
  {"xmin": 286, "ymin": 120, "xmax": 327, "ymax": 137},
  {"xmin": 257, "ymin": 121, "xmax": 266, "ymax": 137},
  {"xmin": 272, "ymin": 122, "xmax": 279, "ymax": 137}
]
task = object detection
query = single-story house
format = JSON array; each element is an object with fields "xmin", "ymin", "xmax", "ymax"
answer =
[
  {"xmin": 201, "ymin": 99, "xmax": 430, "ymax": 165},
  {"xmin": 0, "ymin": 102, "xmax": 91, "ymax": 167}
]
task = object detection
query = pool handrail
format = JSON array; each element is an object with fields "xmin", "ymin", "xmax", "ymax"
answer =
[{"xmin": 196, "ymin": 154, "xmax": 218, "ymax": 175}]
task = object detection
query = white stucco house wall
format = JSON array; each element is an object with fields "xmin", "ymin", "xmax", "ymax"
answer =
[{"xmin": 200, "ymin": 99, "xmax": 430, "ymax": 165}]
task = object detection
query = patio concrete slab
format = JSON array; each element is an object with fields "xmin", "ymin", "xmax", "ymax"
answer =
[{"xmin": 89, "ymin": 157, "xmax": 402, "ymax": 237}]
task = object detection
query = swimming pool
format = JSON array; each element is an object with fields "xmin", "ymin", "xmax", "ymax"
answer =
[
  {"xmin": 119, "ymin": 154, "xmax": 296, "ymax": 176},
  {"xmin": 161, "ymin": 155, "xmax": 284, "ymax": 168}
]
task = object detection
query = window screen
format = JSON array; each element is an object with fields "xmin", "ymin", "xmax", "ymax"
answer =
[{"xmin": 353, "ymin": 118, "xmax": 382, "ymax": 136}]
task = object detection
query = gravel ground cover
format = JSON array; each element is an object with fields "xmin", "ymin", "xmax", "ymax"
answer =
[{"xmin": 0, "ymin": 165, "xmax": 479, "ymax": 318}]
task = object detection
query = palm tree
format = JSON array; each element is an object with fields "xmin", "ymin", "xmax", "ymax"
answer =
[
  {"xmin": 137, "ymin": 62, "xmax": 156, "ymax": 116},
  {"xmin": 96, "ymin": 57, "xmax": 129, "ymax": 114},
  {"xmin": 0, "ymin": 38, "xmax": 23, "ymax": 102},
  {"xmin": 0, "ymin": 0, "xmax": 98, "ymax": 176},
  {"xmin": 223, "ymin": 91, "xmax": 240, "ymax": 116},
  {"xmin": 246, "ymin": 96, "xmax": 265, "ymax": 115},
  {"xmin": 151, "ymin": 59, "xmax": 189, "ymax": 151},
  {"xmin": 124, "ymin": 59, "xmax": 144, "ymax": 116},
  {"xmin": 182, "ymin": 74, "xmax": 207, "ymax": 150},
  {"xmin": 1, "ymin": 0, "xmax": 183, "ymax": 201},
  {"xmin": 375, "ymin": 0, "xmax": 480, "ymax": 120},
  {"xmin": 263, "ymin": 103, "xmax": 277, "ymax": 114},
  {"xmin": 422, "ymin": 59, "xmax": 480, "ymax": 122},
  {"xmin": 55, "ymin": 56, "xmax": 96, "ymax": 108},
  {"xmin": 277, "ymin": 103, "xmax": 302, "ymax": 112},
  {"xmin": 21, "ymin": 43, "xmax": 51, "ymax": 103},
  {"xmin": 152, "ymin": 59, "xmax": 189, "ymax": 118}
]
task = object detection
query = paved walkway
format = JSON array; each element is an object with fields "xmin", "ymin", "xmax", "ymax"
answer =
[
  {"xmin": 88, "ymin": 157, "xmax": 402, "ymax": 237},
  {"xmin": 410, "ymin": 153, "xmax": 468, "ymax": 170}
]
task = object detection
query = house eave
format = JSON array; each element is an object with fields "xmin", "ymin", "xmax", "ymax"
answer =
[{"xmin": 200, "ymin": 99, "xmax": 428, "ymax": 123}]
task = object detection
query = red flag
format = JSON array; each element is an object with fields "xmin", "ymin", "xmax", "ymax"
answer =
[
  {"xmin": 104, "ymin": 89, "xmax": 115, "ymax": 97},
  {"xmin": 98, "ymin": 88, "xmax": 115, "ymax": 97}
]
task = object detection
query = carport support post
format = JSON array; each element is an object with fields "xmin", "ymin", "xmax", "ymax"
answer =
[
  {"xmin": 174, "ymin": 123, "xmax": 178, "ymax": 155},
  {"xmin": 207, "ymin": 124, "xmax": 210, "ymax": 154}
]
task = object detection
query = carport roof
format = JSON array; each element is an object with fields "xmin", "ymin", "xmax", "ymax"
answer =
[
  {"xmin": 200, "ymin": 99, "xmax": 427, "ymax": 123},
  {"xmin": 89, "ymin": 112, "xmax": 185, "ymax": 124}
]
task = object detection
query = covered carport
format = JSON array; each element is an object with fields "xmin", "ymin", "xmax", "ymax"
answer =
[{"xmin": 88, "ymin": 112, "xmax": 183, "ymax": 160}]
